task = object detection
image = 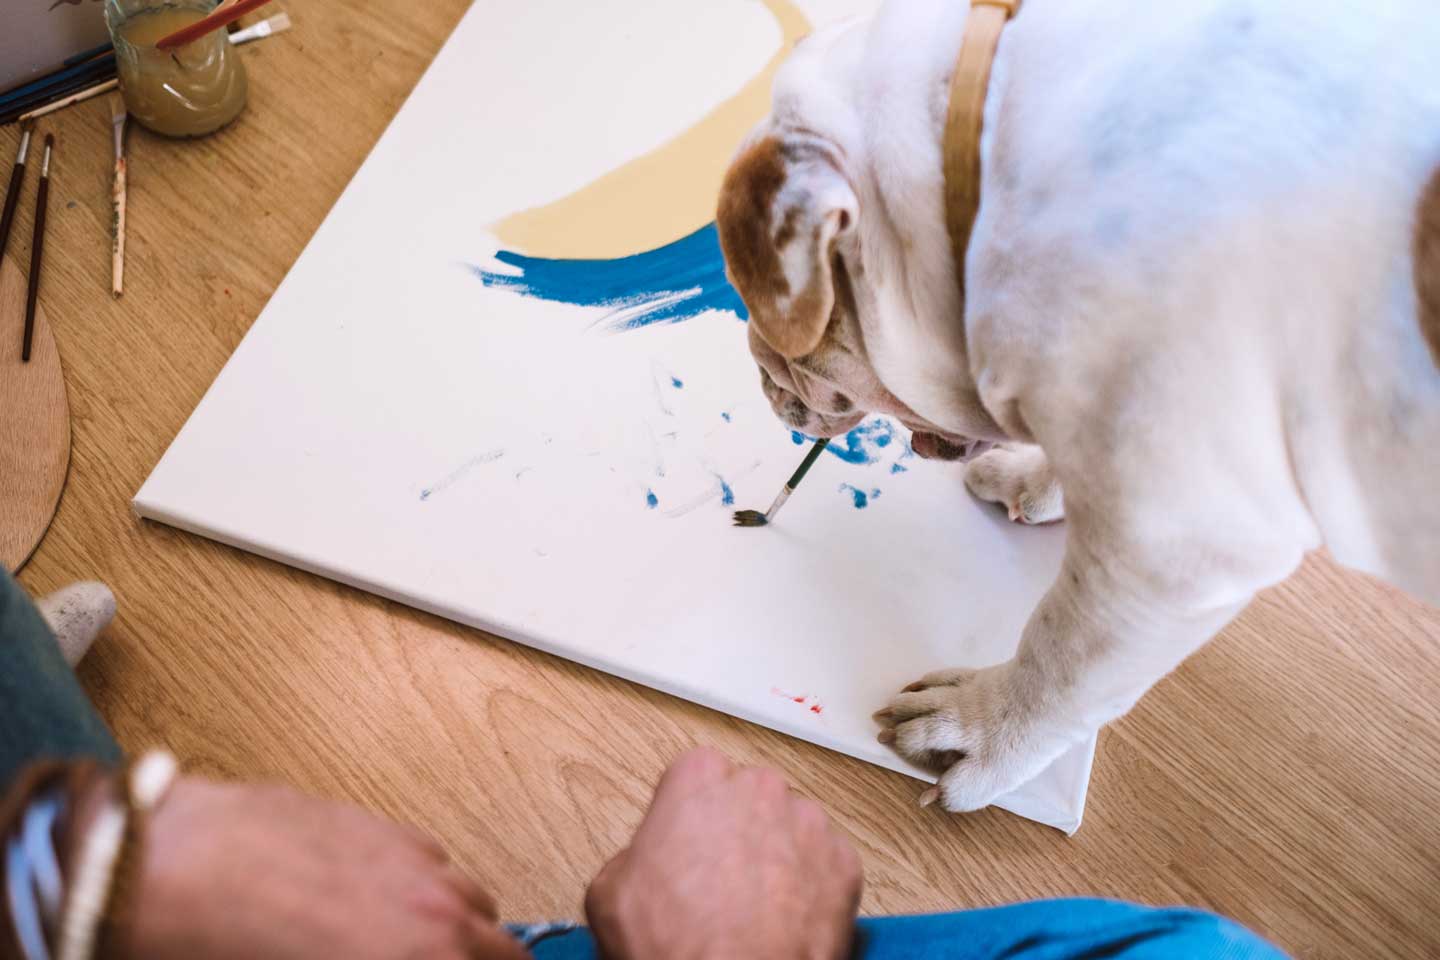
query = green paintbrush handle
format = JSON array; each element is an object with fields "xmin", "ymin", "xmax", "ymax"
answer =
[{"xmin": 785, "ymin": 438, "xmax": 829, "ymax": 490}]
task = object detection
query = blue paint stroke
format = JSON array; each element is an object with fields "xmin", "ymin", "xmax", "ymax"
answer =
[
  {"xmin": 421, "ymin": 449, "xmax": 505, "ymax": 501},
  {"xmin": 718, "ymin": 477, "xmax": 735, "ymax": 507},
  {"xmin": 791, "ymin": 420, "xmax": 900, "ymax": 466},
  {"xmin": 646, "ymin": 490, "xmax": 659, "ymax": 509},
  {"xmin": 721, "ymin": 411, "xmax": 732, "ymax": 423},
  {"xmin": 890, "ymin": 462, "xmax": 908, "ymax": 474},
  {"xmin": 839, "ymin": 484, "xmax": 882, "ymax": 509},
  {"xmin": 671, "ymin": 376, "xmax": 685, "ymax": 389},
  {"xmin": 470, "ymin": 223, "xmax": 747, "ymax": 330}
]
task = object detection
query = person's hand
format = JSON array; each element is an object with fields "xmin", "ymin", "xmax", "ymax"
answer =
[
  {"xmin": 585, "ymin": 748, "xmax": 862, "ymax": 960},
  {"xmin": 110, "ymin": 776, "xmax": 529, "ymax": 960}
]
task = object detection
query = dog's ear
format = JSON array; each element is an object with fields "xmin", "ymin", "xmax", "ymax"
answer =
[{"xmin": 718, "ymin": 136, "xmax": 857, "ymax": 359}]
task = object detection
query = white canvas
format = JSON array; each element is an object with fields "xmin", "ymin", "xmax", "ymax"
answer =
[{"xmin": 134, "ymin": 0, "xmax": 1096, "ymax": 832}]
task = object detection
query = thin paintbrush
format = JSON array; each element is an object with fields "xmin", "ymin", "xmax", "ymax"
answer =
[
  {"xmin": 109, "ymin": 94, "xmax": 128, "ymax": 298},
  {"xmin": 0, "ymin": 125, "xmax": 31, "ymax": 270},
  {"xmin": 733, "ymin": 438, "xmax": 830, "ymax": 527},
  {"xmin": 12, "ymin": 79, "xmax": 120, "ymax": 126},
  {"xmin": 22, "ymin": 136, "xmax": 53, "ymax": 364}
]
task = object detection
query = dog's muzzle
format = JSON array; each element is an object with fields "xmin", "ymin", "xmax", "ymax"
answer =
[{"xmin": 909, "ymin": 432, "xmax": 993, "ymax": 462}]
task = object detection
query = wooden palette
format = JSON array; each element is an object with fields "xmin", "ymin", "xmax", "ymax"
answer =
[{"xmin": 0, "ymin": 256, "xmax": 70, "ymax": 573}]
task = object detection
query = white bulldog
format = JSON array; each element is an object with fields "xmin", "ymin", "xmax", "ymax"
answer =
[{"xmin": 717, "ymin": 0, "xmax": 1440, "ymax": 811}]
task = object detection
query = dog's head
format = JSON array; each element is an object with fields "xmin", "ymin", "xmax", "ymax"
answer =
[
  {"xmin": 718, "ymin": 129, "xmax": 992, "ymax": 461},
  {"xmin": 716, "ymin": 28, "xmax": 1000, "ymax": 461}
]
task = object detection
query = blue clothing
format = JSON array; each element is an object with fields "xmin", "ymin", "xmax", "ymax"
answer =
[
  {"xmin": 516, "ymin": 899, "xmax": 1286, "ymax": 958},
  {"xmin": 0, "ymin": 571, "xmax": 120, "ymax": 784}
]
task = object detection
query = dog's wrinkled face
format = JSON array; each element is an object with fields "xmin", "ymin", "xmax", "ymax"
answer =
[{"xmin": 718, "ymin": 134, "xmax": 988, "ymax": 461}]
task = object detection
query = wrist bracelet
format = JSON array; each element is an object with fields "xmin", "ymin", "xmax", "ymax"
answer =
[
  {"xmin": 6, "ymin": 788, "xmax": 65, "ymax": 960},
  {"xmin": 56, "ymin": 750, "xmax": 177, "ymax": 960}
]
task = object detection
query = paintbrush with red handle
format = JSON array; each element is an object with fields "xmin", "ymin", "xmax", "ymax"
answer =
[{"xmin": 155, "ymin": 0, "xmax": 274, "ymax": 51}]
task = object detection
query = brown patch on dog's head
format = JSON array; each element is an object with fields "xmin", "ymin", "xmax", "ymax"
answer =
[
  {"xmin": 717, "ymin": 138, "xmax": 791, "ymax": 318},
  {"xmin": 1416, "ymin": 166, "xmax": 1440, "ymax": 369},
  {"xmin": 717, "ymin": 134, "xmax": 857, "ymax": 360}
]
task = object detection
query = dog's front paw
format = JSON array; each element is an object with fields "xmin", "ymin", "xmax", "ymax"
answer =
[
  {"xmin": 964, "ymin": 444, "xmax": 1064, "ymax": 524},
  {"xmin": 875, "ymin": 665, "xmax": 1047, "ymax": 812}
]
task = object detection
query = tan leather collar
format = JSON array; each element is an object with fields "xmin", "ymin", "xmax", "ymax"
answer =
[{"xmin": 943, "ymin": 0, "xmax": 1019, "ymax": 300}]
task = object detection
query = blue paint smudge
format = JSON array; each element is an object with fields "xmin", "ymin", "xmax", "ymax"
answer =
[
  {"xmin": 839, "ymin": 484, "xmax": 882, "ymax": 509},
  {"xmin": 718, "ymin": 478, "xmax": 735, "ymax": 506},
  {"xmin": 470, "ymin": 222, "xmax": 747, "ymax": 330},
  {"xmin": 646, "ymin": 490, "xmax": 659, "ymax": 509},
  {"xmin": 721, "ymin": 412, "xmax": 732, "ymax": 423},
  {"xmin": 890, "ymin": 462, "xmax": 908, "ymax": 474},
  {"xmin": 789, "ymin": 420, "xmax": 899, "ymax": 465},
  {"xmin": 671, "ymin": 376, "xmax": 684, "ymax": 389},
  {"xmin": 420, "ymin": 449, "xmax": 505, "ymax": 501},
  {"xmin": 828, "ymin": 420, "xmax": 897, "ymax": 464}
]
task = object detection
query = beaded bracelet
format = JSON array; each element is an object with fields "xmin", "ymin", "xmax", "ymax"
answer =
[{"xmin": 56, "ymin": 750, "xmax": 178, "ymax": 960}]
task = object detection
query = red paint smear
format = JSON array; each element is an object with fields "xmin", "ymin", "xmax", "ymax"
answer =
[{"xmin": 771, "ymin": 687, "xmax": 824, "ymax": 716}]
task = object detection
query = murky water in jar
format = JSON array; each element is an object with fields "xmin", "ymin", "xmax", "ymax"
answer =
[{"xmin": 111, "ymin": 2, "xmax": 248, "ymax": 138}]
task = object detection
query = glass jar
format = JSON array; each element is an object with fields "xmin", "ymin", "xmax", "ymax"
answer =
[{"xmin": 106, "ymin": 0, "xmax": 248, "ymax": 138}]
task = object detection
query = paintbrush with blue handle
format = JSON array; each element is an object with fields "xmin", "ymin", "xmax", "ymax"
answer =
[{"xmin": 733, "ymin": 438, "xmax": 830, "ymax": 527}]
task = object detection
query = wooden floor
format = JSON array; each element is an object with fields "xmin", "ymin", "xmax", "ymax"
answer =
[{"xmin": 6, "ymin": 2, "xmax": 1439, "ymax": 956}]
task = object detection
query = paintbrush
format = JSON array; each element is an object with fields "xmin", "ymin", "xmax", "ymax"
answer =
[
  {"xmin": 13, "ymin": 79, "xmax": 120, "ymax": 126},
  {"xmin": 0, "ymin": 125, "xmax": 31, "ymax": 270},
  {"xmin": 733, "ymin": 438, "xmax": 830, "ymax": 527},
  {"xmin": 108, "ymin": 94, "xmax": 128, "ymax": 298},
  {"xmin": 0, "ymin": 54, "xmax": 116, "ymax": 115},
  {"xmin": 22, "ymin": 136, "xmax": 53, "ymax": 364},
  {"xmin": 229, "ymin": 11, "xmax": 292, "ymax": 44},
  {"xmin": 155, "ymin": 0, "xmax": 276, "ymax": 51}
]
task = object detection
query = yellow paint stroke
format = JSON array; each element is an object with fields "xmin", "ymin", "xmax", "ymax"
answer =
[{"xmin": 493, "ymin": 0, "xmax": 810, "ymax": 260}]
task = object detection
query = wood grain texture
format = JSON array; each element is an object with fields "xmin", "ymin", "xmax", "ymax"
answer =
[
  {"xmin": 1, "ymin": 257, "xmax": 70, "ymax": 572},
  {"xmin": 5, "ymin": 3, "xmax": 1439, "ymax": 956}
]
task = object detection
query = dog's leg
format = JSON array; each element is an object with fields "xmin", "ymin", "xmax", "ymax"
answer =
[
  {"xmin": 964, "ymin": 443, "xmax": 1064, "ymax": 524},
  {"xmin": 876, "ymin": 538, "xmax": 1252, "ymax": 811}
]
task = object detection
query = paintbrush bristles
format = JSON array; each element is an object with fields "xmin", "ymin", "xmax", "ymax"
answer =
[
  {"xmin": 732, "ymin": 440, "xmax": 825, "ymax": 529},
  {"xmin": 229, "ymin": 12, "xmax": 292, "ymax": 45}
]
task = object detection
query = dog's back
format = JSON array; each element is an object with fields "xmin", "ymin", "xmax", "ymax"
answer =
[{"xmin": 958, "ymin": 0, "xmax": 1440, "ymax": 601}]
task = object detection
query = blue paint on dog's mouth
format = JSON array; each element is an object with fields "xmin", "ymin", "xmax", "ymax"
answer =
[{"xmin": 470, "ymin": 223, "xmax": 748, "ymax": 330}]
